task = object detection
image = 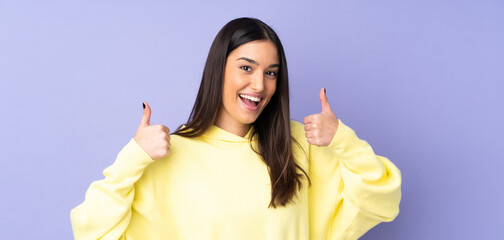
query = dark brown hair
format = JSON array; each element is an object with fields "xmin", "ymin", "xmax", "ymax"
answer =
[{"xmin": 173, "ymin": 17, "xmax": 310, "ymax": 208}]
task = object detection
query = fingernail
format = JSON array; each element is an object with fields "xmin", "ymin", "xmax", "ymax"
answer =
[
  {"xmin": 143, "ymin": 102, "xmax": 146, "ymax": 109},
  {"xmin": 324, "ymin": 88, "xmax": 326, "ymax": 94}
]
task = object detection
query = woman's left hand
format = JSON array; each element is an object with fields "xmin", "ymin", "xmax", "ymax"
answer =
[{"xmin": 303, "ymin": 88, "xmax": 339, "ymax": 146}]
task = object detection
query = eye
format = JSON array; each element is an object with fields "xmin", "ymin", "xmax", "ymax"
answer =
[
  {"xmin": 266, "ymin": 71, "xmax": 277, "ymax": 77},
  {"xmin": 240, "ymin": 65, "xmax": 252, "ymax": 72}
]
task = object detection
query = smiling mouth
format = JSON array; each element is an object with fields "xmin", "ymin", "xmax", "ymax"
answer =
[
  {"xmin": 239, "ymin": 94, "xmax": 261, "ymax": 105},
  {"xmin": 238, "ymin": 94, "xmax": 262, "ymax": 110}
]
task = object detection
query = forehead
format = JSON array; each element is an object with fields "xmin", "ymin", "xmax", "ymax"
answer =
[{"xmin": 228, "ymin": 40, "xmax": 279, "ymax": 63}]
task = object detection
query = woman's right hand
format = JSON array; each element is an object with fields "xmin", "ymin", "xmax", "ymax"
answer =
[{"xmin": 133, "ymin": 102, "xmax": 171, "ymax": 160}]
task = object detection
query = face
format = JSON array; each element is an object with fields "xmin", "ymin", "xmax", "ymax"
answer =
[{"xmin": 215, "ymin": 40, "xmax": 279, "ymax": 133}]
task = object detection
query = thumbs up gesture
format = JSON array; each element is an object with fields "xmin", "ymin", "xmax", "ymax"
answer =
[
  {"xmin": 303, "ymin": 88, "xmax": 339, "ymax": 146},
  {"xmin": 133, "ymin": 102, "xmax": 171, "ymax": 160}
]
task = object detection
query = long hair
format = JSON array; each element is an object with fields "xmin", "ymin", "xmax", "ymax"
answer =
[{"xmin": 173, "ymin": 17, "xmax": 310, "ymax": 208}]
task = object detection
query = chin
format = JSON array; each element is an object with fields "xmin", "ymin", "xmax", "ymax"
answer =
[
  {"xmin": 241, "ymin": 117, "xmax": 259, "ymax": 125},
  {"xmin": 238, "ymin": 112, "xmax": 261, "ymax": 125}
]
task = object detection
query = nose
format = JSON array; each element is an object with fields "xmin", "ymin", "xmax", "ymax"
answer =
[{"xmin": 250, "ymin": 72, "xmax": 265, "ymax": 92}]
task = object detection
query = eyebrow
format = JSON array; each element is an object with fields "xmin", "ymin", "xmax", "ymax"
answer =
[{"xmin": 237, "ymin": 57, "xmax": 279, "ymax": 68}]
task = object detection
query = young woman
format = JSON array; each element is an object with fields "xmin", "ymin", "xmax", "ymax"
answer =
[{"xmin": 71, "ymin": 17, "xmax": 401, "ymax": 240}]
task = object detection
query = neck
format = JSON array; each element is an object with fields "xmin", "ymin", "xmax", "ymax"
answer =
[{"xmin": 214, "ymin": 120, "xmax": 250, "ymax": 138}]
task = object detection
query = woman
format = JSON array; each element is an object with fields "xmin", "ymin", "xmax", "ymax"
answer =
[{"xmin": 71, "ymin": 17, "xmax": 401, "ymax": 240}]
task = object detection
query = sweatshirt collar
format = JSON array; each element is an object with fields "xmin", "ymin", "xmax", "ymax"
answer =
[{"xmin": 202, "ymin": 124, "xmax": 255, "ymax": 143}]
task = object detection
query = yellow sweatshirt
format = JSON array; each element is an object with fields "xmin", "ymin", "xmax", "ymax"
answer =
[{"xmin": 70, "ymin": 120, "xmax": 401, "ymax": 240}]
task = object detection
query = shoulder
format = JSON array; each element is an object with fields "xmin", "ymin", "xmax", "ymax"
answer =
[
  {"xmin": 289, "ymin": 119, "xmax": 309, "ymax": 149},
  {"xmin": 289, "ymin": 120, "xmax": 310, "ymax": 169},
  {"xmin": 289, "ymin": 120, "xmax": 306, "ymax": 138},
  {"xmin": 168, "ymin": 133, "xmax": 197, "ymax": 150}
]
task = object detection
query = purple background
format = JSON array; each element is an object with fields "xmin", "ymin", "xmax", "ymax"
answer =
[{"xmin": 1, "ymin": 1, "xmax": 503, "ymax": 239}]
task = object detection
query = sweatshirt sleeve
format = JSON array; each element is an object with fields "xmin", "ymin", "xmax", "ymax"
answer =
[
  {"xmin": 70, "ymin": 138, "xmax": 154, "ymax": 240},
  {"xmin": 305, "ymin": 119, "xmax": 402, "ymax": 240}
]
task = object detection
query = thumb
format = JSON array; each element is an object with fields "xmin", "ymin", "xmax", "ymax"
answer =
[
  {"xmin": 140, "ymin": 102, "xmax": 151, "ymax": 127},
  {"xmin": 319, "ymin": 87, "xmax": 332, "ymax": 113}
]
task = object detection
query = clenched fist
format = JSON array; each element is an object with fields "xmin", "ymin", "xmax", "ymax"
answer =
[
  {"xmin": 303, "ymin": 88, "xmax": 339, "ymax": 146},
  {"xmin": 134, "ymin": 102, "xmax": 171, "ymax": 160}
]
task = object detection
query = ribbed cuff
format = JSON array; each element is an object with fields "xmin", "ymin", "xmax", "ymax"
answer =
[
  {"xmin": 104, "ymin": 138, "xmax": 154, "ymax": 179},
  {"xmin": 326, "ymin": 119, "xmax": 358, "ymax": 151},
  {"xmin": 119, "ymin": 138, "xmax": 154, "ymax": 161}
]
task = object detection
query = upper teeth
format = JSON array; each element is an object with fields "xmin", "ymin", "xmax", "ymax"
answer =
[{"xmin": 239, "ymin": 94, "xmax": 261, "ymax": 102}]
